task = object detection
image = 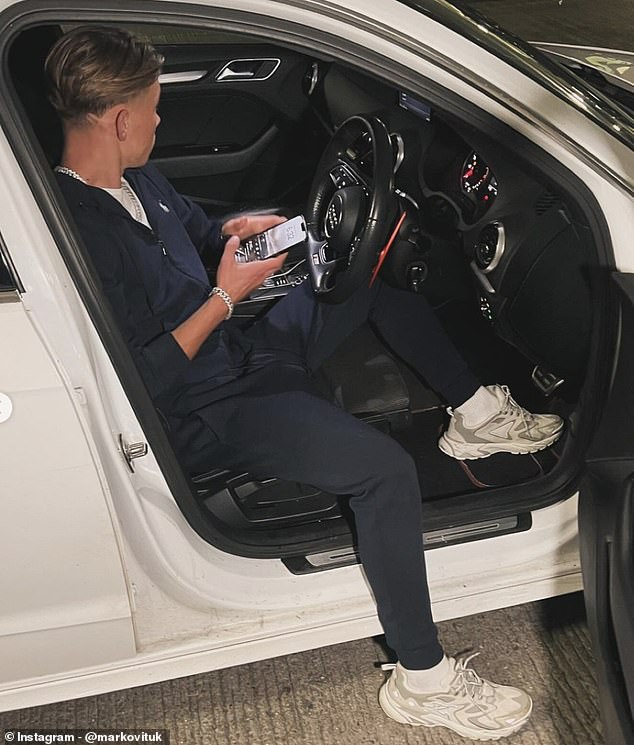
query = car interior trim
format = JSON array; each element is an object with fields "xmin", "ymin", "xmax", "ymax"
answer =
[
  {"xmin": 158, "ymin": 69, "xmax": 208, "ymax": 84},
  {"xmin": 151, "ymin": 124, "xmax": 280, "ymax": 178},
  {"xmin": 215, "ymin": 57, "xmax": 281, "ymax": 82},
  {"xmin": 286, "ymin": 514, "xmax": 530, "ymax": 574},
  {"xmin": 477, "ymin": 221, "xmax": 506, "ymax": 274},
  {"xmin": 470, "ymin": 261, "xmax": 496, "ymax": 294}
]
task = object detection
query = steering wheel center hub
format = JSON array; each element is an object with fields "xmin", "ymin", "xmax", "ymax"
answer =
[{"xmin": 323, "ymin": 185, "xmax": 367, "ymax": 256}]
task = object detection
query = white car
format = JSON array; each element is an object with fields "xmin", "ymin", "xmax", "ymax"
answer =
[{"xmin": 0, "ymin": 0, "xmax": 632, "ymax": 741}]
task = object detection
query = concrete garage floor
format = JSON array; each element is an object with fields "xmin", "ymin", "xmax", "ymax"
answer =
[{"xmin": 0, "ymin": 594, "xmax": 602, "ymax": 745}]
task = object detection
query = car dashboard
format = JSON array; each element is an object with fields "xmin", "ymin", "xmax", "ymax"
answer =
[{"xmin": 287, "ymin": 63, "xmax": 596, "ymax": 394}]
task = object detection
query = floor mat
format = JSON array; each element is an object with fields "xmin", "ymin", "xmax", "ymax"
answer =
[{"xmin": 393, "ymin": 409, "xmax": 561, "ymax": 500}]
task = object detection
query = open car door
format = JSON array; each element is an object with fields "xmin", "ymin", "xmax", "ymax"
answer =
[
  {"xmin": 0, "ymin": 241, "xmax": 135, "ymax": 702},
  {"xmin": 580, "ymin": 273, "xmax": 634, "ymax": 745}
]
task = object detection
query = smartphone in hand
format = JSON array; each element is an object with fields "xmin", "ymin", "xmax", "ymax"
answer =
[{"xmin": 235, "ymin": 215, "xmax": 307, "ymax": 263}]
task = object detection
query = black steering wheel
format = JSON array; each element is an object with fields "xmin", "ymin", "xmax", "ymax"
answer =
[{"xmin": 305, "ymin": 115, "xmax": 397, "ymax": 302}]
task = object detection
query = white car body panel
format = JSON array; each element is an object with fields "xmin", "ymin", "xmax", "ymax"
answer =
[
  {"xmin": 0, "ymin": 494, "xmax": 581, "ymax": 712},
  {"xmin": 0, "ymin": 0, "xmax": 631, "ymax": 714},
  {"xmin": 0, "ymin": 296, "xmax": 136, "ymax": 683}
]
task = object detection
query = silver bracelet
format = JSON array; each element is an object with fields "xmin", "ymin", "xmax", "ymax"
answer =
[{"xmin": 209, "ymin": 286, "xmax": 234, "ymax": 320}]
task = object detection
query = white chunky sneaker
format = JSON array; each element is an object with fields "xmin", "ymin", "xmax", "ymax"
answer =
[
  {"xmin": 379, "ymin": 653, "xmax": 532, "ymax": 741},
  {"xmin": 438, "ymin": 384, "xmax": 564, "ymax": 460}
]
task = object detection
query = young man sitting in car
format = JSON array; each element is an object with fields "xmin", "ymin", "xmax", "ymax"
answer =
[{"xmin": 46, "ymin": 25, "xmax": 562, "ymax": 740}]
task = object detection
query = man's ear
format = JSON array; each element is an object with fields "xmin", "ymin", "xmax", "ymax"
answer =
[{"xmin": 115, "ymin": 108, "xmax": 130, "ymax": 142}]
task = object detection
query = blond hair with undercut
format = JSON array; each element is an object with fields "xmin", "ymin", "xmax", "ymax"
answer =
[{"xmin": 45, "ymin": 25, "xmax": 164, "ymax": 125}]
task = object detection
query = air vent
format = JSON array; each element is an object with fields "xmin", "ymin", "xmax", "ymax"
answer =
[
  {"xmin": 474, "ymin": 221, "xmax": 505, "ymax": 273},
  {"xmin": 534, "ymin": 190, "xmax": 559, "ymax": 215}
]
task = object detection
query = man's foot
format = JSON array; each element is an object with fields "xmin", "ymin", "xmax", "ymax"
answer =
[
  {"xmin": 438, "ymin": 384, "xmax": 563, "ymax": 460},
  {"xmin": 379, "ymin": 654, "xmax": 532, "ymax": 741}
]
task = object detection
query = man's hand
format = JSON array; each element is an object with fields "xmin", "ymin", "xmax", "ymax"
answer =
[
  {"xmin": 222, "ymin": 213, "xmax": 286, "ymax": 240},
  {"xmin": 216, "ymin": 235, "xmax": 287, "ymax": 305},
  {"xmin": 172, "ymin": 235, "xmax": 287, "ymax": 360},
  {"xmin": 172, "ymin": 215, "xmax": 288, "ymax": 359}
]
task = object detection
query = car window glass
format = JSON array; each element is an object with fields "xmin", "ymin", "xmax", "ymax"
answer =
[
  {"xmin": 462, "ymin": 0, "xmax": 632, "ymax": 50},
  {"xmin": 60, "ymin": 23, "xmax": 250, "ymax": 46},
  {"xmin": 0, "ymin": 247, "xmax": 17, "ymax": 291}
]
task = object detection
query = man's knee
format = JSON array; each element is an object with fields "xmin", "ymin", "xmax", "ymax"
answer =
[
  {"xmin": 376, "ymin": 443, "xmax": 419, "ymax": 487},
  {"xmin": 350, "ymin": 434, "xmax": 419, "ymax": 492}
]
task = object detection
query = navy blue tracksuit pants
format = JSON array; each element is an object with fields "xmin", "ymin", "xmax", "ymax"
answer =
[{"xmin": 184, "ymin": 279, "xmax": 480, "ymax": 669}]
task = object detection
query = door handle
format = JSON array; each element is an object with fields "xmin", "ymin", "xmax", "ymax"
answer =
[{"xmin": 216, "ymin": 58, "xmax": 280, "ymax": 82}]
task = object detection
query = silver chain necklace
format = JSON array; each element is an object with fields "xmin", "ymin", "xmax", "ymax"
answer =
[
  {"xmin": 54, "ymin": 165, "xmax": 85, "ymax": 182},
  {"xmin": 120, "ymin": 179, "xmax": 144, "ymax": 223},
  {"xmin": 55, "ymin": 165, "xmax": 143, "ymax": 223}
]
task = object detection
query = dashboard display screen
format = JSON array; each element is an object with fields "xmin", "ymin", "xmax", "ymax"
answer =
[{"xmin": 399, "ymin": 91, "xmax": 431, "ymax": 121}]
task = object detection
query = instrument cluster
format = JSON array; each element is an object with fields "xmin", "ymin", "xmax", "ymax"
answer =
[{"xmin": 461, "ymin": 150, "xmax": 498, "ymax": 208}]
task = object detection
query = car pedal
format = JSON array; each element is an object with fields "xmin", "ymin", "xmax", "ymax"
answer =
[{"xmin": 531, "ymin": 365, "xmax": 564, "ymax": 396}]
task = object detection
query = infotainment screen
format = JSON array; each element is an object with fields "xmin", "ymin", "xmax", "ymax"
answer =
[{"xmin": 399, "ymin": 91, "xmax": 432, "ymax": 121}]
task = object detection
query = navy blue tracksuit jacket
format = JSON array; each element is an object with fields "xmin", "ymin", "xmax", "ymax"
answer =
[{"xmin": 56, "ymin": 165, "xmax": 259, "ymax": 415}]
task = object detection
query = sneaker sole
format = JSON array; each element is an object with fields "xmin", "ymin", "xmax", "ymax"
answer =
[
  {"xmin": 438, "ymin": 428, "xmax": 563, "ymax": 461},
  {"xmin": 378, "ymin": 684, "xmax": 531, "ymax": 741}
]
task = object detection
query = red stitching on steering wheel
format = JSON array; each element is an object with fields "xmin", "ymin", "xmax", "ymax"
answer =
[{"xmin": 369, "ymin": 211, "xmax": 407, "ymax": 287}]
